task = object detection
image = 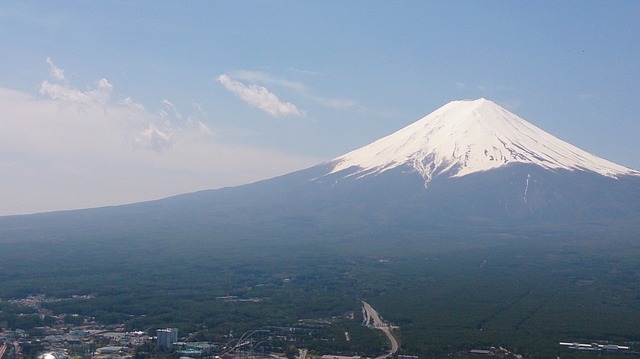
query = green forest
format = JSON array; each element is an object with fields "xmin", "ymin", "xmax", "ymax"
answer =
[{"xmin": 1, "ymin": 228, "xmax": 639, "ymax": 359}]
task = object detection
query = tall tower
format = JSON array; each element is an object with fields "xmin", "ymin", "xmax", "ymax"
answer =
[{"xmin": 156, "ymin": 328, "xmax": 178, "ymax": 349}]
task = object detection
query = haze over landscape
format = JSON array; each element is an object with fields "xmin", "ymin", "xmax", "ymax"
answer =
[
  {"xmin": 2, "ymin": 3, "xmax": 640, "ymax": 359},
  {"xmin": 1, "ymin": 1, "xmax": 639, "ymax": 215}
]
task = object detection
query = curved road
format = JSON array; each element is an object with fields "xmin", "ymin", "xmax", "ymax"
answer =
[{"xmin": 361, "ymin": 301, "xmax": 398, "ymax": 359}]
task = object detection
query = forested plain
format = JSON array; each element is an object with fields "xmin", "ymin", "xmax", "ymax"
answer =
[{"xmin": 1, "ymin": 224, "xmax": 639, "ymax": 359}]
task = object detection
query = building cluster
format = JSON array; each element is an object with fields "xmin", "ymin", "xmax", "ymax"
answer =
[
  {"xmin": 1, "ymin": 324, "xmax": 152, "ymax": 359},
  {"xmin": 559, "ymin": 341, "xmax": 631, "ymax": 351},
  {"xmin": 2, "ymin": 323, "xmax": 228, "ymax": 359},
  {"xmin": 463, "ymin": 346, "xmax": 523, "ymax": 358}
]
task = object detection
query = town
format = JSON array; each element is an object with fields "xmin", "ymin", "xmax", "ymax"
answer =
[
  {"xmin": 3, "ymin": 294, "xmax": 635, "ymax": 359},
  {"xmin": 2, "ymin": 295, "xmax": 395, "ymax": 359}
]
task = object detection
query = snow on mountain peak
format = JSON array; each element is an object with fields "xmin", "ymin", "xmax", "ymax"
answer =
[{"xmin": 329, "ymin": 98, "xmax": 640, "ymax": 182}]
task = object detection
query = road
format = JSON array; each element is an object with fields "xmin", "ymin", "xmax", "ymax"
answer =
[{"xmin": 361, "ymin": 301, "xmax": 398, "ymax": 359}]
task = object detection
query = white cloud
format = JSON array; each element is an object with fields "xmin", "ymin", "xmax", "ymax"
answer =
[
  {"xmin": 192, "ymin": 102, "xmax": 206, "ymax": 116},
  {"xmin": 225, "ymin": 70, "xmax": 362, "ymax": 113},
  {"xmin": 46, "ymin": 57, "xmax": 66, "ymax": 81},
  {"xmin": 136, "ymin": 124, "xmax": 173, "ymax": 151},
  {"xmin": 232, "ymin": 70, "xmax": 307, "ymax": 92},
  {"xmin": 40, "ymin": 77, "xmax": 113, "ymax": 106},
  {"xmin": 217, "ymin": 74, "xmax": 306, "ymax": 118},
  {"xmin": 119, "ymin": 96, "xmax": 147, "ymax": 112},
  {"xmin": 162, "ymin": 99, "xmax": 183, "ymax": 119},
  {"xmin": 37, "ymin": 74, "xmax": 172, "ymax": 151},
  {"xmin": 0, "ymin": 62, "xmax": 322, "ymax": 215}
]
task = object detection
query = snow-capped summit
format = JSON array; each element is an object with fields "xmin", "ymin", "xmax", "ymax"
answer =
[
  {"xmin": 329, "ymin": 98, "xmax": 639, "ymax": 183},
  {"xmin": 2, "ymin": 99, "xmax": 640, "ymax": 242}
]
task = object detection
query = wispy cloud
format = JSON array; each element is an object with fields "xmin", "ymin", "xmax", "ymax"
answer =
[
  {"xmin": 225, "ymin": 70, "xmax": 362, "ymax": 112},
  {"xmin": 0, "ymin": 60, "xmax": 322, "ymax": 215},
  {"xmin": 232, "ymin": 70, "xmax": 307, "ymax": 92},
  {"xmin": 40, "ymin": 77, "xmax": 113, "ymax": 105},
  {"xmin": 38, "ymin": 60, "xmax": 183, "ymax": 152},
  {"xmin": 162, "ymin": 99, "xmax": 183, "ymax": 119},
  {"xmin": 135, "ymin": 124, "xmax": 172, "ymax": 152},
  {"xmin": 217, "ymin": 74, "xmax": 306, "ymax": 118},
  {"xmin": 46, "ymin": 57, "xmax": 66, "ymax": 81}
]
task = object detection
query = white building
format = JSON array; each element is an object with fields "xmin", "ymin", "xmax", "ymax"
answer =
[
  {"xmin": 156, "ymin": 328, "xmax": 178, "ymax": 349},
  {"xmin": 38, "ymin": 352, "xmax": 68, "ymax": 359}
]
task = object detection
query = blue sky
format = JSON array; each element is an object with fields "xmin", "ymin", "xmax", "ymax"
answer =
[{"xmin": 1, "ymin": 1, "xmax": 639, "ymax": 215}]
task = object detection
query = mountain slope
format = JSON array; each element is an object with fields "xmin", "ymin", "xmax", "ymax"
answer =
[
  {"xmin": 0, "ymin": 98, "xmax": 639, "ymax": 243},
  {"xmin": 329, "ymin": 98, "xmax": 639, "ymax": 184}
]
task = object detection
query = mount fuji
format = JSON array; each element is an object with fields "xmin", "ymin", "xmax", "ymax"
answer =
[
  {"xmin": 329, "ymin": 98, "xmax": 639, "ymax": 182},
  {"xmin": 295, "ymin": 98, "xmax": 640, "ymax": 230},
  {"xmin": 1, "ymin": 98, "xmax": 640, "ymax": 242},
  {"xmin": 2, "ymin": 99, "xmax": 639, "ymax": 359}
]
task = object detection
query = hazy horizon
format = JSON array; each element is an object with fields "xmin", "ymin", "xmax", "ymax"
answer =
[{"xmin": 1, "ymin": 1, "xmax": 639, "ymax": 215}]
